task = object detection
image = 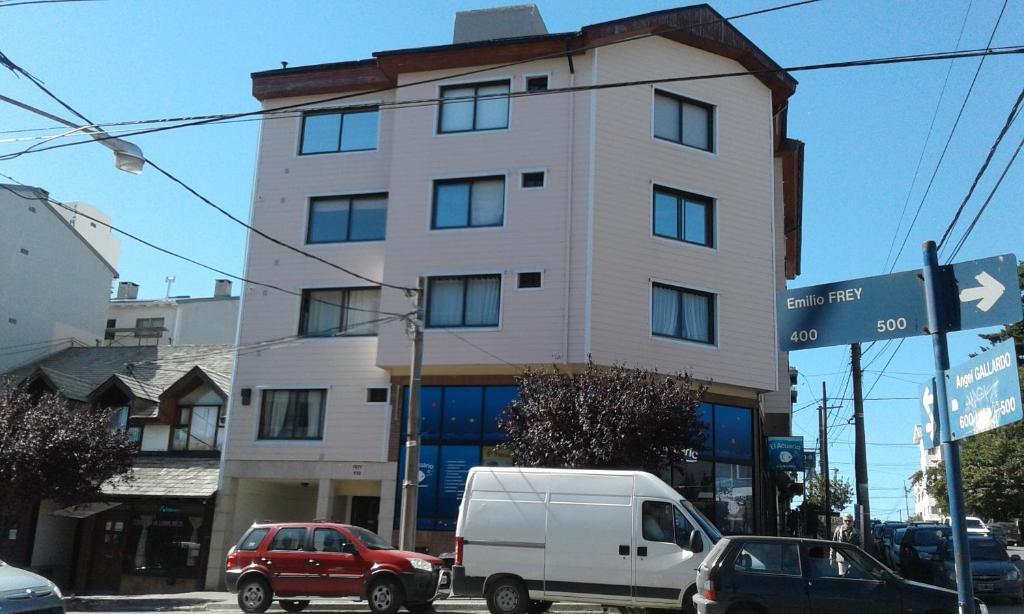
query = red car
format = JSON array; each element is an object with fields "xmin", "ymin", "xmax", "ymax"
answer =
[{"xmin": 226, "ymin": 522, "xmax": 449, "ymax": 614}]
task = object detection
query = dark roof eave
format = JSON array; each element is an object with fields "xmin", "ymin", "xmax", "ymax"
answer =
[{"xmin": 373, "ymin": 31, "xmax": 576, "ymax": 57}]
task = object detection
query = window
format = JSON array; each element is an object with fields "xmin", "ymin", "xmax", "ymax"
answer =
[
  {"xmin": 238, "ymin": 528, "xmax": 270, "ymax": 551},
  {"xmin": 653, "ymin": 91, "xmax": 713, "ymax": 151},
  {"xmin": 521, "ymin": 171, "xmax": 545, "ymax": 189},
  {"xmin": 299, "ymin": 107, "xmax": 378, "ymax": 154},
  {"xmin": 312, "ymin": 528, "xmax": 351, "ymax": 553},
  {"xmin": 126, "ymin": 424, "xmax": 143, "ymax": 446},
  {"xmin": 258, "ymin": 389, "xmax": 326, "ymax": 440},
  {"xmin": 715, "ymin": 463, "xmax": 753, "ymax": 534},
  {"xmin": 653, "ymin": 186, "xmax": 713, "ymax": 247},
  {"xmin": 299, "ymin": 287, "xmax": 381, "ymax": 336},
  {"xmin": 426, "ymin": 275, "xmax": 501, "ymax": 328},
  {"xmin": 171, "ymin": 405, "xmax": 224, "ymax": 451},
  {"xmin": 517, "ymin": 271, "xmax": 542, "ymax": 289},
  {"xmin": 108, "ymin": 406, "xmax": 129, "ymax": 432},
  {"xmin": 134, "ymin": 317, "xmax": 164, "ymax": 337},
  {"xmin": 269, "ymin": 527, "xmax": 308, "ymax": 551},
  {"xmin": 642, "ymin": 501, "xmax": 675, "ymax": 543},
  {"xmin": 432, "ymin": 177, "xmax": 505, "ymax": 229},
  {"xmin": 733, "ymin": 542, "xmax": 801, "ymax": 576},
  {"xmin": 439, "ymin": 81, "xmax": 510, "ymax": 133},
  {"xmin": 307, "ymin": 194, "xmax": 387, "ymax": 243},
  {"xmin": 652, "ymin": 283, "xmax": 714, "ymax": 344},
  {"xmin": 366, "ymin": 387, "xmax": 389, "ymax": 404},
  {"xmin": 104, "ymin": 318, "xmax": 116, "ymax": 341},
  {"xmin": 525, "ymin": 76, "xmax": 548, "ymax": 92}
]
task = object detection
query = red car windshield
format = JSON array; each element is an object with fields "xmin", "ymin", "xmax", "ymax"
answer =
[{"xmin": 349, "ymin": 526, "xmax": 395, "ymax": 550}]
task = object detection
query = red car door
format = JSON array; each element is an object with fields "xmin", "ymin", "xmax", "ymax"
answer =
[
  {"xmin": 307, "ymin": 527, "xmax": 370, "ymax": 596},
  {"xmin": 265, "ymin": 527, "xmax": 311, "ymax": 596}
]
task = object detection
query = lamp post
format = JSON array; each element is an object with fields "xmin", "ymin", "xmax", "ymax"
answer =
[{"xmin": 0, "ymin": 94, "xmax": 144, "ymax": 174}]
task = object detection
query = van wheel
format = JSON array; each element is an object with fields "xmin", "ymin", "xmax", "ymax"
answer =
[
  {"xmin": 527, "ymin": 601, "xmax": 552, "ymax": 614},
  {"xmin": 486, "ymin": 577, "xmax": 528, "ymax": 614},
  {"xmin": 681, "ymin": 585, "xmax": 697, "ymax": 614},
  {"xmin": 237, "ymin": 576, "xmax": 272, "ymax": 613},
  {"xmin": 280, "ymin": 600, "xmax": 310, "ymax": 612},
  {"xmin": 368, "ymin": 577, "xmax": 404, "ymax": 614}
]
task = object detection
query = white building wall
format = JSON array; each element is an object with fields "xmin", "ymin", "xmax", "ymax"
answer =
[
  {"xmin": 0, "ymin": 185, "xmax": 115, "ymax": 373},
  {"xmin": 59, "ymin": 202, "xmax": 121, "ymax": 270},
  {"xmin": 174, "ymin": 298, "xmax": 240, "ymax": 345}
]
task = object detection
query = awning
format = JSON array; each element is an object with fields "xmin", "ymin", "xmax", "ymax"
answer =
[
  {"xmin": 51, "ymin": 502, "xmax": 122, "ymax": 518},
  {"xmin": 100, "ymin": 456, "xmax": 220, "ymax": 498}
]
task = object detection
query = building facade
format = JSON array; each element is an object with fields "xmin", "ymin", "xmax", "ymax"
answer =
[
  {"xmin": 106, "ymin": 280, "xmax": 240, "ymax": 346},
  {"xmin": 210, "ymin": 3, "xmax": 805, "ymax": 586},
  {"xmin": 0, "ymin": 184, "xmax": 118, "ymax": 373},
  {"xmin": 912, "ymin": 424, "xmax": 943, "ymax": 521}
]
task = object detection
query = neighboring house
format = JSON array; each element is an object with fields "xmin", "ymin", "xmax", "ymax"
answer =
[
  {"xmin": 0, "ymin": 184, "xmax": 118, "ymax": 373},
  {"xmin": 209, "ymin": 3, "xmax": 805, "ymax": 586},
  {"xmin": 105, "ymin": 280, "xmax": 240, "ymax": 346},
  {"xmin": 5, "ymin": 345, "xmax": 233, "ymax": 594},
  {"xmin": 912, "ymin": 424, "xmax": 943, "ymax": 521}
]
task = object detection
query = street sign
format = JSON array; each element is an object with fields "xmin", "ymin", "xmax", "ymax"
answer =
[
  {"xmin": 803, "ymin": 451, "xmax": 816, "ymax": 474},
  {"xmin": 777, "ymin": 254, "xmax": 1020, "ymax": 351},
  {"xmin": 919, "ymin": 378, "xmax": 939, "ymax": 450},
  {"xmin": 767, "ymin": 436, "xmax": 804, "ymax": 471},
  {"xmin": 945, "ymin": 339, "xmax": 1022, "ymax": 441}
]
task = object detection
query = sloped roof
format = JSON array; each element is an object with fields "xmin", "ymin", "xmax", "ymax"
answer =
[
  {"xmin": 100, "ymin": 456, "xmax": 220, "ymax": 499},
  {"xmin": 8, "ymin": 345, "xmax": 234, "ymax": 403}
]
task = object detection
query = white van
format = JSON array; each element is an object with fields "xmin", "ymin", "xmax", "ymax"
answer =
[{"xmin": 451, "ymin": 467, "xmax": 722, "ymax": 614}]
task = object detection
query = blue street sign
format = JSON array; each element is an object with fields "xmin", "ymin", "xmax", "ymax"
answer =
[
  {"xmin": 945, "ymin": 339, "xmax": 1023, "ymax": 442},
  {"xmin": 767, "ymin": 436, "xmax": 804, "ymax": 471},
  {"xmin": 777, "ymin": 254, "xmax": 1021, "ymax": 351},
  {"xmin": 918, "ymin": 378, "xmax": 939, "ymax": 450}
]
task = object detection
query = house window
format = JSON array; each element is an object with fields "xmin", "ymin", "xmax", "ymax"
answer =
[
  {"xmin": 258, "ymin": 389, "xmax": 326, "ymax": 440},
  {"xmin": 521, "ymin": 171, "xmax": 545, "ymax": 189},
  {"xmin": 653, "ymin": 91, "xmax": 713, "ymax": 151},
  {"xmin": 171, "ymin": 405, "xmax": 224, "ymax": 451},
  {"xmin": 426, "ymin": 275, "xmax": 501, "ymax": 328},
  {"xmin": 134, "ymin": 317, "xmax": 164, "ymax": 338},
  {"xmin": 299, "ymin": 107, "xmax": 379, "ymax": 154},
  {"xmin": 432, "ymin": 177, "xmax": 505, "ymax": 229},
  {"xmin": 299, "ymin": 287, "xmax": 381, "ymax": 336},
  {"xmin": 104, "ymin": 318, "xmax": 116, "ymax": 341},
  {"xmin": 525, "ymin": 76, "xmax": 548, "ymax": 92},
  {"xmin": 307, "ymin": 194, "xmax": 387, "ymax": 243},
  {"xmin": 517, "ymin": 271, "xmax": 542, "ymax": 289},
  {"xmin": 439, "ymin": 81, "xmax": 510, "ymax": 133},
  {"xmin": 652, "ymin": 282, "xmax": 715, "ymax": 344},
  {"xmin": 653, "ymin": 186, "xmax": 713, "ymax": 247},
  {"xmin": 366, "ymin": 387, "xmax": 389, "ymax": 403},
  {"xmin": 108, "ymin": 406, "xmax": 129, "ymax": 432}
]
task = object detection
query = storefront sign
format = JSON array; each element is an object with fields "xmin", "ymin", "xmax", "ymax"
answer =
[{"xmin": 767, "ymin": 436, "xmax": 804, "ymax": 471}]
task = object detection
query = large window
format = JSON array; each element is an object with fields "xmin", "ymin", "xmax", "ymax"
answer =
[
  {"xmin": 652, "ymin": 282, "xmax": 715, "ymax": 344},
  {"xmin": 171, "ymin": 405, "xmax": 224, "ymax": 451},
  {"xmin": 299, "ymin": 107, "xmax": 378, "ymax": 154},
  {"xmin": 299, "ymin": 287, "xmax": 381, "ymax": 336},
  {"xmin": 432, "ymin": 177, "xmax": 505, "ymax": 229},
  {"xmin": 307, "ymin": 194, "xmax": 387, "ymax": 243},
  {"xmin": 426, "ymin": 275, "xmax": 501, "ymax": 328},
  {"xmin": 438, "ymin": 81, "xmax": 510, "ymax": 133},
  {"xmin": 134, "ymin": 317, "xmax": 164, "ymax": 338},
  {"xmin": 653, "ymin": 90, "xmax": 714, "ymax": 151},
  {"xmin": 258, "ymin": 389, "xmax": 326, "ymax": 440},
  {"xmin": 653, "ymin": 186, "xmax": 713, "ymax": 247}
]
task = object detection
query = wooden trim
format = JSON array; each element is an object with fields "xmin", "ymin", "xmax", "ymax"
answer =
[{"xmin": 779, "ymin": 138, "xmax": 804, "ymax": 280}]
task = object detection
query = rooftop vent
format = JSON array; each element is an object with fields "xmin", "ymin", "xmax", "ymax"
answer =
[
  {"xmin": 453, "ymin": 4, "xmax": 547, "ymax": 44},
  {"xmin": 116, "ymin": 281, "xmax": 139, "ymax": 300},
  {"xmin": 214, "ymin": 279, "xmax": 233, "ymax": 298}
]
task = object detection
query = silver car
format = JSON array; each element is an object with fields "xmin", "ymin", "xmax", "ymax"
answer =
[{"xmin": 0, "ymin": 559, "xmax": 64, "ymax": 614}]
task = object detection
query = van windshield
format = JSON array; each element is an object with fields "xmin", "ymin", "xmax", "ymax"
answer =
[{"xmin": 680, "ymin": 499, "xmax": 721, "ymax": 544}]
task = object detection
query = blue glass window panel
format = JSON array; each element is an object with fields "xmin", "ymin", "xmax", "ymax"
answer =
[
  {"xmin": 696, "ymin": 402, "xmax": 713, "ymax": 455},
  {"xmin": 301, "ymin": 113, "xmax": 341, "ymax": 154},
  {"xmin": 714, "ymin": 405, "xmax": 752, "ymax": 462},
  {"xmin": 653, "ymin": 191, "xmax": 679, "ymax": 238},
  {"xmin": 339, "ymin": 110, "xmax": 378, "ymax": 151},
  {"xmin": 434, "ymin": 183, "xmax": 470, "ymax": 228},
  {"xmin": 348, "ymin": 196, "xmax": 387, "ymax": 241},
  {"xmin": 483, "ymin": 386, "xmax": 518, "ymax": 441},
  {"xmin": 402, "ymin": 386, "xmax": 442, "ymax": 441},
  {"xmin": 684, "ymin": 199, "xmax": 708, "ymax": 245},
  {"xmin": 307, "ymin": 199, "xmax": 349, "ymax": 243},
  {"xmin": 435, "ymin": 446, "xmax": 481, "ymax": 529},
  {"xmin": 442, "ymin": 387, "xmax": 483, "ymax": 442}
]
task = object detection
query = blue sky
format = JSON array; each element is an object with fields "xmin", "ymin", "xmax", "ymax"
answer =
[{"xmin": 1, "ymin": 0, "xmax": 1022, "ymax": 520}]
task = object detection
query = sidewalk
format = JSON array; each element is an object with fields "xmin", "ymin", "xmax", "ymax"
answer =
[{"xmin": 65, "ymin": 592, "xmax": 605, "ymax": 613}]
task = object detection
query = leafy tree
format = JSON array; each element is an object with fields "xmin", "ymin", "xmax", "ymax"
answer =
[
  {"xmin": 0, "ymin": 379, "xmax": 136, "ymax": 518},
  {"xmin": 805, "ymin": 473, "xmax": 854, "ymax": 514},
  {"xmin": 499, "ymin": 359, "xmax": 707, "ymax": 473}
]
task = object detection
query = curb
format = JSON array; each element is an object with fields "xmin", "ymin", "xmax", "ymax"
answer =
[{"xmin": 67, "ymin": 599, "xmax": 606, "ymax": 613}]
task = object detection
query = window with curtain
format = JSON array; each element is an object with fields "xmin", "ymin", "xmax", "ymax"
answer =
[
  {"xmin": 426, "ymin": 275, "xmax": 501, "ymax": 328},
  {"xmin": 432, "ymin": 177, "xmax": 505, "ymax": 229},
  {"xmin": 299, "ymin": 287, "xmax": 381, "ymax": 336},
  {"xmin": 653, "ymin": 90, "xmax": 714, "ymax": 151},
  {"xmin": 299, "ymin": 107, "xmax": 379, "ymax": 154},
  {"xmin": 258, "ymin": 389, "xmax": 326, "ymax": 440},
  {"xmin": 653, "ymin": 186, "xmax": 713, "ymax": 247},
  {"xmin": 438, "ymin": 81, "xmax": 510, "ymax": 133},
  {"xmin": 171, "ymin": 405, "xmax": 224, "ymax": 451},
  {"xmin": 307, "ymin": 194, "xmax": 387, "ymax": 243},
  {"xmin": 652, "ymin": 282, "xmax": 714, "ymax": 344}
]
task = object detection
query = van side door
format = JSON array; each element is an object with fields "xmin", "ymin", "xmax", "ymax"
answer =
[{"xmin": 633, "ymin": 500, "xmax": 701, "ymax": 607}]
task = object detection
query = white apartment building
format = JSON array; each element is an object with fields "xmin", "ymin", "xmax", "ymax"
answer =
[
  {"xmin": 0, "ymin": 184, "xmax": 118, "ymax": 373},
  {"xmin": 209, "ymin": 4, "xmax": 805, "ymax": 585},
  {"xmin": 912, "ymin": 424, "xmax": 943, "ymax": 521},
  {"xmin": 106, "ymin": 279, "xmax": 240, "ymax": 346}
]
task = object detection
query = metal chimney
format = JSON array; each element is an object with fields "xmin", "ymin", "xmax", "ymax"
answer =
[
  {"xmin": 116, "ymin": 281, "xmax": 139, "ymax": 300},
  {"xmin": 214, "ymin": 279, "xmax": 232, "ymax": 298}
]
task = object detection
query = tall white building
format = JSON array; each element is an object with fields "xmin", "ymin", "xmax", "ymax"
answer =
[{"xmin": 912, "ymin": 424, "xmax": 943, "ymax": 521}]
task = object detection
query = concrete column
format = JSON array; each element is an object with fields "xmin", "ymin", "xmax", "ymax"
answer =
[
  {"xmin": 315, "ymin": 479, "xmax": 334, "ymax": 519},
  {"xmin": 204, "ymin": 477, "xmax": 239, "ymax": 590},
  {"xmin": 378, "ymin": 475, "xmax": 397, "ymax": 541}
]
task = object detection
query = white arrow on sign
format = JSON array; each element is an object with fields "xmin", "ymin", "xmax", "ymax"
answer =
[
  {"xmin": 922, "ymin": 385, "xmax": 936, "ymax": 439},
  {"xmin": 959, "ymin": 271, "xmax": 1006, "ymax": 312}
]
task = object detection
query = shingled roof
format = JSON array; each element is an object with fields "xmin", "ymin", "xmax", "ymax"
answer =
[{"xmin": 101, "ymin": 456, "xmax": 221, "ymax": 499}]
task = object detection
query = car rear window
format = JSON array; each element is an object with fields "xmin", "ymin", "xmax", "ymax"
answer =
[
  {"xmin": 912, "ymin": 528, "xmax": 950, "ymax": 546},
  {"xmin": 238, "ymin": 528, "xmax": 270, "ymax": 551}
]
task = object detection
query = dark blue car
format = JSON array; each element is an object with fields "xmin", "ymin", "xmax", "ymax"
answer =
[{"xmin": 934, "ymin": 536, "xmax": 1023, "ymax": 605}]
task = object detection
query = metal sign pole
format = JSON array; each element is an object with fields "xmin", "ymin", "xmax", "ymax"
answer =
[{"xmin": 921, "ymin": 241, "xmax": 975, "ymax": 614}]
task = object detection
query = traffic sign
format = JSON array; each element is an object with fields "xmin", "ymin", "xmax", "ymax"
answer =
[
  {"xmin": 767, "ymin": 436, "xmax": 804, "ymax": 471},
  {"xmin": 777, "ymin": 254, "xmax": 1020, "ymax": 351},
  {"xmin": 919, "ymin": 378, "xmax": 939, "ymax": 450},
  {"xmin": 945, "ymin": 339, "xmax": 1022, "ymax": 441}
]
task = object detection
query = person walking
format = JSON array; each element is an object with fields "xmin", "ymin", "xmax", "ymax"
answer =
[{"xmin": 831, "ymin": 514, "xmax": 860, "ymax": 575}]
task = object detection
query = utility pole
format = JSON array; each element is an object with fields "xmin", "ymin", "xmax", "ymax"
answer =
[
  {"xmin": 819, "ymin": 381, "xmax": 831, "ymax": 538},
  {"xmin": 851, "ymin": 343, "xmax": 871, "ymax": 546},
  {"xmin": 398, "ymin": 277, "xmax": 425, "ymax": 552}
]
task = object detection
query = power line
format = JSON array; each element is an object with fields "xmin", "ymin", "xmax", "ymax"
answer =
[{"xmin": 0, "ymin": 0, "xmax": 102, "ymax": 7}]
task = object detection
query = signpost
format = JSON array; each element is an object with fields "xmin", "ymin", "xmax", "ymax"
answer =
[{"xmin": 767, "ymin": 436, "xmax": 805, "ymax": 471}]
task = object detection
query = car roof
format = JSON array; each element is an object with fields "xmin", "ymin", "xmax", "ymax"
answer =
[
  {"xmin": 249, "ymin": 521, "xmax": 356, "ymax": 529},
  {"xmin": 716, "ymin": 535, "xmax": 851, "ymax": 548}
]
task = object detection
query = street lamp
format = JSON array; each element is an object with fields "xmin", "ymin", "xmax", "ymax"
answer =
[{"xmin": 0, "ymin": 93, "xmax": 144, "ymax": 174}]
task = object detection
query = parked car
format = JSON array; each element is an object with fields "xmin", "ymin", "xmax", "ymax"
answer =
[
  {"xmin": 225, "ymin": 521, "xmax": 449, "ymax": 614},
  {"xmin": 966, "ymin": 517, "xmax": 992, "ymax": 537},
  {"xmin": 934, "ymin": 536, "xmax": 1024, "ymax": 604},
  {"xmin": 452, "ymin": 468, "xmax": 721, "ymax": 614},
  {"xmin": 988, "ymin": 521, "xmax": 1020, "ymax": 546},
  {"xmin": 899, "ymin": 524, "xmax": 952, "ymax": 582},
  {"xmin": 888, "ymin": 526, "xmax": 909, "ymax": 570},
  {"xmin": 880, "ymin": 522, "xmax": 907, "ymax": 567},
  {"xmin": 0, "ymin": 558, "xmax": 64, "ymax": 614},
  {"xmin": 692, "ymin": 536, "xmax": 988, "ymax": 614}
]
